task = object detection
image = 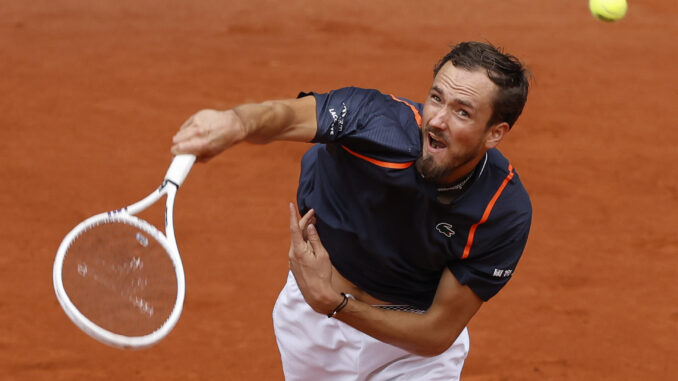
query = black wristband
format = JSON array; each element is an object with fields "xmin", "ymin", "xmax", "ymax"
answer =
[{"xmin": 327, "ymin": 292, "xmax": 350, "ymax": 318}]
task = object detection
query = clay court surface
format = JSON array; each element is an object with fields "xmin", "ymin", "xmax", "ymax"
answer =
[{"xmin": 2, "ymin": 0, "xmax": 676, "ymax": 379}]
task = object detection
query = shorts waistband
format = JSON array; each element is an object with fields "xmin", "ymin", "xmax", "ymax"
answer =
[{"xmin": 373, "ymin": 305, "xmax": 426, "ymax": 314}]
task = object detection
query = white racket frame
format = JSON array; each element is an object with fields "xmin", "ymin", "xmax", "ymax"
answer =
[{"xmin": 53, "ymin": 154, "xmax": 196, "ymax": 349}]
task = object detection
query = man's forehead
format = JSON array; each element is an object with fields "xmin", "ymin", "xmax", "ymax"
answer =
[{"xmin": 432, "ymin": 62, "xmax": 497, "ymax": 100}]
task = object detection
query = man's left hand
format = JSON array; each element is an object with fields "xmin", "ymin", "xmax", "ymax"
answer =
[{"xmin": 288, "ymin": 204, "xmax": 344, "ymax": 315}]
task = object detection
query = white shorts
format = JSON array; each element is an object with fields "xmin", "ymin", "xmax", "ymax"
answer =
[{"xmin": 272, "ymin": 272, "xmax": 470, "ymax": 381}]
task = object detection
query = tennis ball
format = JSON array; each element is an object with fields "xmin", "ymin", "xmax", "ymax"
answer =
[{"xmin": 589, "ymin": 0, "xmax": 628, "ymax": 22}]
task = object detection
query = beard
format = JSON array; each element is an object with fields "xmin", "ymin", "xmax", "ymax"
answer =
[
  {"xmin": 415, "ymin": 129, "xmax": 483, "ymax": 185},
  {"xmin": 415, "ymin": 154, "xmax": 455, "ymax": 184}
]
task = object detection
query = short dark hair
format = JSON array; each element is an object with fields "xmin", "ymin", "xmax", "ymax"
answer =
[{"xmin": 434, "ymin": 41, "xmax": 531, "ymax": 129}]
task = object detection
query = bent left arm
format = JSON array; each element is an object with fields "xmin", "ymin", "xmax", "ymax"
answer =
[{"xmin": 289, "ymin": 206, "xmax": 483, "ymax": 357}]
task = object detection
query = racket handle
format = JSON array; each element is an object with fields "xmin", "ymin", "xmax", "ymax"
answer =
[{"xmin": 165, "ymin": 154, "xmax": 196, "ymax": 187}]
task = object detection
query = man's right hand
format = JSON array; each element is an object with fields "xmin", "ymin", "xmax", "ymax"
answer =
[{"xmin": 171, "ymin": 109, "xmax": 247, "ymax": 162}]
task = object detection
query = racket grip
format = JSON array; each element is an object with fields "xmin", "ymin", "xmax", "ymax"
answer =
[{"xmin": 165, "ymin": 154, "xmax": 196, "ymax": 187}]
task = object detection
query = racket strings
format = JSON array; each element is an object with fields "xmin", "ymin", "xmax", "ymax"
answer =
[{"xmin": 62, "ymin": 219, "xmax": 177, "ymax": 337}]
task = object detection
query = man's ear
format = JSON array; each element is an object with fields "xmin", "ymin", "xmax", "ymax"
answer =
[{"xmin": 484, "ymin": 122, "xmax": 510, "ymax": 149}]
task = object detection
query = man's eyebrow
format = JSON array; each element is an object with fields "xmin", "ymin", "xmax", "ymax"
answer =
[{"xmin": 454, "ymin": 97, "xmax": 476, "ymax": 110}]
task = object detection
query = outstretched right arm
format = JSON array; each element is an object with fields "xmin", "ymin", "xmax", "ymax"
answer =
[{"xmin": 171, "ymin": 96, "xmax": 317, "ymax": 161}]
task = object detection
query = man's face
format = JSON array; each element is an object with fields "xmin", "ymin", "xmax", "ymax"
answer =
[{"xmin": 416, "ymin": 62, "xmax": 501, "ymax": 185}]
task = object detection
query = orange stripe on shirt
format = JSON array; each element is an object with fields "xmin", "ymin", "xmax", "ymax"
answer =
[
  {"xmin": 389, "ymin": 94, "xmax": 422, "ymax": 128},
  {"xmin": 341, "ymin": 145, "xmax": 414, "ymax": 169},
  {"xmin": 461, "ymin": 164, "xmax": 515, "ymax": 260}
]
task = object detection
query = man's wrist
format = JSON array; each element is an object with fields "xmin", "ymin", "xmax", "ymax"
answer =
[
  {"xmin": 327, "ymin": 293, "xmax": 353, "ymax": 318},
  {"xmin": 229, "ymin": 108, "xmax": 251, "ymax": 142}
]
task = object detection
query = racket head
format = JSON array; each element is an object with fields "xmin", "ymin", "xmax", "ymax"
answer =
[{"xmin": 53, "ymin": 211, "xmax": 185, "ymax": 349}]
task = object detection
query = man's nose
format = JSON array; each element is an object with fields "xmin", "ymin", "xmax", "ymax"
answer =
[{"xmin": 428, "ymin": 108, "xmax": 448, "ymax": 130}]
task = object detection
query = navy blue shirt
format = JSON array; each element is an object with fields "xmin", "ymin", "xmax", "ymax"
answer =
[{"xmin": 297, "ymin": 87, "xmax": 531, "ymax": 309}]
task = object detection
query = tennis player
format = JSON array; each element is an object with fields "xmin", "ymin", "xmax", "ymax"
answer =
[{"xmin": 172, "ymin": 41, "xmax": 532, "ymax": 380}]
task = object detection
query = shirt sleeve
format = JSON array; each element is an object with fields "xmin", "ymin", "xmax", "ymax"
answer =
[
  {"xmin": 299, "ymin": 87, "xmax": 384, "ymax": 143},
  {"xmin": 299, "ymin": 87, "xmax": 421, "ymax": 164}
]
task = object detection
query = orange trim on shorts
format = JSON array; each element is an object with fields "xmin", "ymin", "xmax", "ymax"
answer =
[
  {"xmin": 340, "ymin": 145, "xmax": 414, "ymax": 169},
  {"xmin": 461, "ymin": 164, "xmax": 515, "ymax": 260},
  {"xmin": 389, "ymin": 94, "xmax": 422, "ymax": 128}
]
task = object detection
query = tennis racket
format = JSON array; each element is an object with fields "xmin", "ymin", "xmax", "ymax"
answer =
[{"xmin": 52, "ymin": 154, "xmax": 196, "ymax": 349}]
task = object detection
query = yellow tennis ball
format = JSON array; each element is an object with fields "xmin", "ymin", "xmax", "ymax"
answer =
[{"xmin": 589, "ymin": 0, "xmax": 628, "ymax": 22}]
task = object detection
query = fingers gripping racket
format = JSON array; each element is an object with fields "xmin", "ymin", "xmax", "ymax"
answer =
[{"xmin": 53, "ymin": 154, "xmax": 196, "ymax": 349}]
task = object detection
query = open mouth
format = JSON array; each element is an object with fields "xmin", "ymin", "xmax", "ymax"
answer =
[{"xmin": 428, "ymin": 132, "xmax": 447, "ymax": 151}]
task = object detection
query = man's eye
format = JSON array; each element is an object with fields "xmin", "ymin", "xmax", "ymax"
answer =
[
  {"xmin": 431, "ymin": 94, "xmax": 441, "ymax": 102},
  {"xmin": 458, "ymin": 109, "xmax": 470, "ymax": 118}
]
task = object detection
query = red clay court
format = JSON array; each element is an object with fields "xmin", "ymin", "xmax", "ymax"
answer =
[{"xmin": 1, "ymin": 1, "xmax": 676, "ymax": 380}]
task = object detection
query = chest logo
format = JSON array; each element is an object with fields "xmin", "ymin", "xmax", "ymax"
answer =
[{"xmin": 436, "ymin": 222, "xmax": 455, "ymax": 237}]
